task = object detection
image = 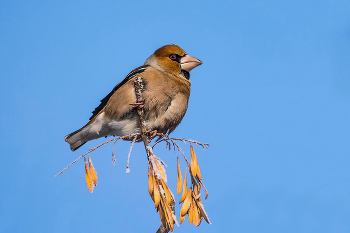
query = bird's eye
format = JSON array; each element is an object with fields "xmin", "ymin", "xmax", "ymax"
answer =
[{"xmin": 169, "ymin": 54, "xmax": 177, "ymax": 61}]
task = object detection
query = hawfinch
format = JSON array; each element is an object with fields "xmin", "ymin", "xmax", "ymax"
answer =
[{"xmin": 65, "ymin": 44, "xmax": 202, "ymax": 151}]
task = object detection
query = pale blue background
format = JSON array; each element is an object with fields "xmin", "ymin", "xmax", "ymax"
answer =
[{"xmin": 1, "ymin": 1, "xmax": 350, "ymax": 232}]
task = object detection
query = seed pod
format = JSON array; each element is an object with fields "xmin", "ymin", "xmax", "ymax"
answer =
[
  {"xmin": 180, "ymin": 188, "xmax": 192, "ymax": 217},
  {"xmin": 160, "ymin": 179, "xmax": 172, "ymax": 206},
  {"xmin": 188, "ymin": 198, "xmax": 194, "ymax": 224},
  {"xmin": 163, "ymin": 197, "xmax": 174, "ymax": 232},
  {"xmin": 155, "ymin": 159, "xmax": 167, "ymax": 182},
  {"xmin": 154, "ymin": 177, "xmax": 160, "ymax": 208},
  {"xmin": 84, "ymin": 157, "xmax": 93, "ymax": 193},
  {"xmin": 190, "ymin": 145, "xmax": 202, "ymax": 180},
  {"xmin": 87, "ymin": 157, "xmax": 98, "ymax": 186},
  {"xmin": 179, "ymin": 169, "xmax": 188, "ymax": 203},
  {"xmin": 179, "ymin": 213, "xmax": 186, "ymax": 224},
  {"xmin": 177, "ymin": 157, "xmax": 182, "ymax": 195},
  {"xmin": 148, "ymin": 172, "xmax": 154, "ymax": 197}
]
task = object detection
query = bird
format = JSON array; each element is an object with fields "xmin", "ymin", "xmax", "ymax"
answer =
[{"xmin": 65, "ymin": 44, "xmax": 202, "ymax": 151}]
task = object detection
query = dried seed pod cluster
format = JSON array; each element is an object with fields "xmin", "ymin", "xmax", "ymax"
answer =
[
  {"xmin": 148, "ymin": 153, "xmax": 177, "ymax": 232},
  {"xmin": 84, "ymin": 156, "xmax": 98, "ymax": 193},
  {"xmin": 177, "ymin": 145, "xmax": 210, "ymax": 226}
]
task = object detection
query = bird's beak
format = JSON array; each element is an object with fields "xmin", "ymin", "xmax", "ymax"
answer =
[{"xmin": 180, "ymin": 55, "xmax": 202, "ymax": 72}]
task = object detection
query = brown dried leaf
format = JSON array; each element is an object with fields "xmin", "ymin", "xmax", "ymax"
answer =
[
  {"xmin": 159, "ymin": 197, "xmax": 172, "ymax": 232},
  {"xmin": 188, "ymin": 198, "xmax": 194, "ymax": 224},
  {"xmin": 196, "ymin": 176, "xmax": 209, "ymax": 200},
  {"xmin": 160, "ymin": 179, "xmax": 172, "ymax": 206},
  {"xmin": 196, "ymin": 200, "xmax": 211, "ymax": 224},
  {"xmin": 148, "ymin": 172, "xmax": 154, "ymax": 197},
  {"xmin": 88, "ymin": 156, "xmax": 98, "ymax": 186},
  {"xmin": 163, "ymin": 197, "xmax": 174, "ymax": 232},
  {"xmin": 193, "ymin": 200, "xmax": 201, "ymax": 226},
  {"xmin": 177, "ymin": 157, "xmax": 182, "ymax": 195},
  {"xmin": 158, "ymin": 201, "xmax": 167, "ymax": 229},
  {"xmin": 180, "ymin": 188, "xmax": 192, "ymax": 217},
  {"xmin": 153, "ymin": 177, "xmax": 160, "ymax": 208},
  {"xmin": 179, "ymin": 213, "xmax": 186, "ymax": 224},
  {"xmin": 155, "ymin": 159, "xmax": 167, "ymax": 182},
  {"xmin": 179, "ymin": 169, "xmax": 188, "ymax": 203},
  {"xmin": 190, "ymin": 145, "xmax": 202, "ymax": 180},
  {"xmin": 84, "ymin": 157, "xmax": 93, "ymax": 193},
  {"xmin": 192, "ymin": 178, "xmax": 201, "ymax": 197}
]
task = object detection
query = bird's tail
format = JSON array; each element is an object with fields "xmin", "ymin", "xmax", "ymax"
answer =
[{"xmin": 64, "ymin": 126, "xmax": 88, "ymax": 151}]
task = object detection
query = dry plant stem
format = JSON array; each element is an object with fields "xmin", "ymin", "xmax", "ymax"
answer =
[
  {"xmin": 133, "ymin": 77, "xmax": 170, "ymax": 233},
  {"xmin": 153, "ymin": 138, "xmax": 209, "ymax": 150},
  {"xmin": 176, "ymin": 138, "xmax": 210, "ymax": 149},
  {"xmin": 55, "ymin": 134, "xmax": 136, "ymax": 177},
  {"xmin": 112, "ymin": 139, "xmax": 118, "ymax": 165},
  {"xmin": 133, "ymin": 77, "xmax": 151, "ymax": 155},
  {"xmin": 126, "ymin": 135, "xmax": 137, "ymax": 173},
  {"xmin": 156, "ymin": 224, "xmax": 168, "ymax": 233}
]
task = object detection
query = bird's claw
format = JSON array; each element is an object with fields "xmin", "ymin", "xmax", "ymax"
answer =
[
  {"xmin": 146, "ymin": 129, "xmax": 158, "ymax": 141},
  {"xmin": 130, "ymin": 100, "xmax": 144, "ymax": 108}
]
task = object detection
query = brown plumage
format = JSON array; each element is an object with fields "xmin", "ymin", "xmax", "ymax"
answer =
[{"xmin": 65, "ymin": 44, "xmax": 202, "ymax": 151}]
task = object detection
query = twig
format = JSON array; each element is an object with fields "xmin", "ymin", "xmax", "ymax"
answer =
[
  {"xmin": 175, "ymin": 138, "xmax": 210, "ymax": 149},
  {"xmin": 111, "ymin": 139, "xmax": 118, "ymax": 165},
  {"xmin": 126, "ymin": 135, "xmax": 137, "ymax": 173},
  {"xmin": 152, "ymin": 137, "xmax": 210, "ymax": 150},
  {"xmin": 55, "ymin": 134, "xmax": 137, "ymax": 177}
]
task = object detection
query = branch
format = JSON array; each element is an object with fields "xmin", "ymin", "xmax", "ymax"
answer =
[
  {"xmin": 156, "ymin": 224, "xmax": 168, "ymax": 233},
  {"xmin": 126, "ymin": 135, "xmax": 137, "ymax": 173},
  {"xmin": 133, "ymin": 77, "xmax": 152, "ymax": 157},
  {"xmin": 55, "ymin": 134, "xmax": 136, "ymax": 177},
  {"xmin": 133, "ymin": 77, "xmax": 170, "ymax": 233},
  {"xmin": 153, "ymin": 137, "xmax": 210, "ymax": 150}
]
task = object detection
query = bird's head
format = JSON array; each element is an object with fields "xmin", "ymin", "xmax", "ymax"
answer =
[{"xmin": 145, "ymin": 44, "xmax": 202, "ymax": 77}]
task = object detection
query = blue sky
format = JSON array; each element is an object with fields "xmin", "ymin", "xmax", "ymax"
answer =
[{"xmin": 1, "ymin": 0, "xmax": 350, "ymax": 232}]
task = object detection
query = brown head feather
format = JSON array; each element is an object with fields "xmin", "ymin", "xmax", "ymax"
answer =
[{"xmin": 153, "ymin": 44, "xmax": 187, "ymax": 74}]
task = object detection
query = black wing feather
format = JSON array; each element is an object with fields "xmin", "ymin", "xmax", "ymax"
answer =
[{"xmin": 89, "ymin": 65, "xmax": 149, "ymax": 120}]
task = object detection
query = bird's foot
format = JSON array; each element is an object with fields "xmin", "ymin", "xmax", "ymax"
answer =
[
  {"xmin": 130, "ymin": 100, "xmax": 144, "ymax": 108},
  {"xmin": 146, "ymin": 129, "xmax": 158, "ymax": 141}
]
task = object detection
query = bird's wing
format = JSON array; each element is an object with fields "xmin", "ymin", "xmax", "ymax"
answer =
[{"xmin": 89, "ymin": 65, "xmax": 149, "ymax": 120}]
